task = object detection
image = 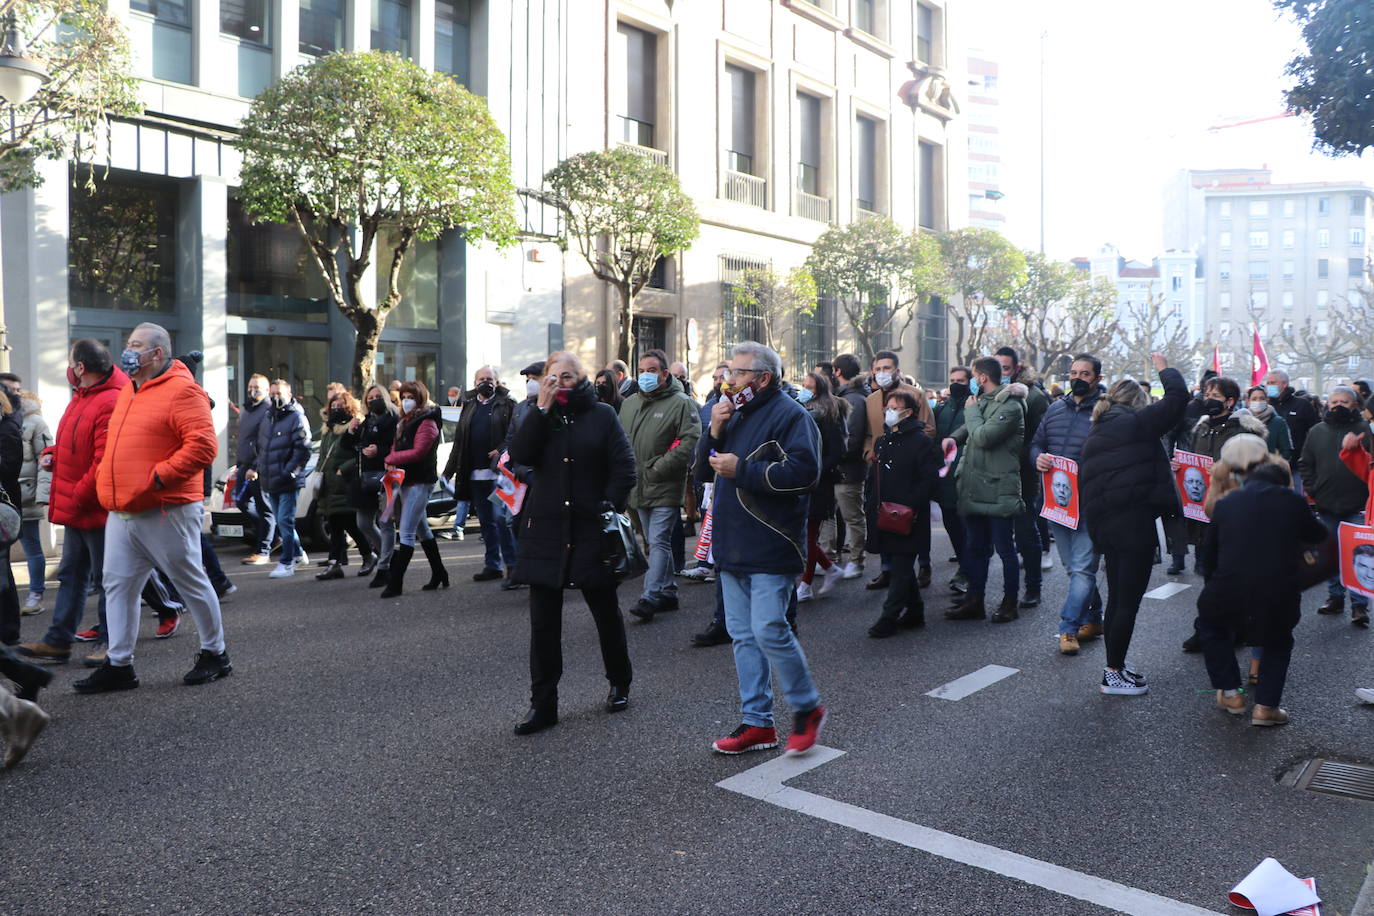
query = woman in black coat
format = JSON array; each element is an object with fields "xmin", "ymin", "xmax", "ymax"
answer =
[
  {"xmin": 0, "ymin": 391, "xmax": 24, "ymax": 646},
  {"xmin": 508, "ymin": 352, "xmax": 637, "ymax": 736},
  {"xmin": 1079, "ymin": 353, "xmax": 1188, "ymax": 696},
  {"xmin": 345, "ymin": 383, "xmax": 399, "ymax": 584},
  {"xmin": 797, "ymin": 372, "xmax": 847, "ymax": 600},
  {"xmin": 864, "ymin": 390, "xmax": 941, "ymax": 638},
  {"xmin": 1197, "ymin": 437, "xmax": 1326, "ymax": 726}
]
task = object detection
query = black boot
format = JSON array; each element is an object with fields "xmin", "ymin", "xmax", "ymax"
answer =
[
  {"xmin": 945, "ymin": 592, "xmax": 985, "ymax": 620},
  {"xmin": 991, "ymin": 593, "xmax": 1020, "ymax": 623},
  {"xmin": 380, "ymin": 545, "xmax": 414, "ymax": 599},
  {"xmin": 897, "ymin": 600, "xmax": 926, "ymax": 629},
  {"xmin": 0, "ymin": 647, "xmax": 54, "ymax": 702},
  {"xmin": 368, "ymin": 565, "xmax": 389, "ymax": 588},
  {"xmin": 868, "ymin": 616, "xmax": 900, "ymax": 638},
  {"xmin": 419, "ymin": 539, "xmax": 449, "ymax": 591}
]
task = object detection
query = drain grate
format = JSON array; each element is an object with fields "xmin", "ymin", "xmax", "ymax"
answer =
[{"xmin": 1290, "ymin": 758, "xmax": 1374, "ymax": 802}]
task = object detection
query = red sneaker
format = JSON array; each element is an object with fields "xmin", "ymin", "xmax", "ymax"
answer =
[
  {"xmin": 74, "ymin": 628, "xmax": 101, "ymax": 642},
  {"xmin": 155, "ymin": 615, "xmax": 181, "ymax": 639},
  {"xmin": 711, "ymin": 724, "xmax": 778, "ymax": 755},
  {"xmin": 784, "ymin": 705, "xmax": 827, "ymax": 757}
]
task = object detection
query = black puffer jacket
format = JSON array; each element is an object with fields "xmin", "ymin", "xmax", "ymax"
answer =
[
  {"xmin": 1272, "ymin": 386, "xmax": 1317, "ymax": 457},
  {"xmin": 864, "ymin": 416, "xmax": 941, "ymax": 555},
  {"xmin": 835, "ymin": 381, "xmax": 869, "ymax": 484},
  {"xmin": 509, "ymin": 380, "xmax": 636, "ymax": 590},
  {"xmin": 806, "ymin": 402, "xmax": 845, "ymax": 520},
  {"xmin": 343, "ymin": 410, "xmax": 398, "ymax": 509},
  {"xmin": 442, "ymin": 386, "xmax": 516, "ymax": 498},
  {"xmin": 254, "ymin": 400, "xmax": 311, "ymax": 495},
  {"xmin": 1079, "ymin": 368, "xmax": 1189, "ymax": 554}
]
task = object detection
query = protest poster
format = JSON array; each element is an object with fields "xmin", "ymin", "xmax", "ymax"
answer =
[
  {"xmin": 379, "ymin": 467, "xmax": 406, "ymax": 522},
  {"xmin": 1338, "ymin": 521, "xmax": 1374, "ymax": 601},
  {"xmin": 694, "ymin": 482, "xmax": 714, "ymax": 562},
  {"xmin": 492, "ymin": 450, "xmax": 528, "ymax": 516},
  {"xmin": 1038, "ymin": 455, "xmax": 1079, "ymax": 530},
  {"xmin": 1174, "ymin": 450, "xmax": 1213, "ymax": 522}
]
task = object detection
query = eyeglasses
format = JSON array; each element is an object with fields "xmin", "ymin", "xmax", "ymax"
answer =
[{"xmin": 724, "ymin": 368, "xmax": 762, "ymax": 380}]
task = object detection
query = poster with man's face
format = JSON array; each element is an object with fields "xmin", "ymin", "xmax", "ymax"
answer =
[
  {"xmin": 1174, "ymin": 450, "xmax": 1214, "ymax": 522},
  {"xmin": 1339, "ymin": 522, "xmax": 1374, "ymax": 600},
  {"xmin": 1039, "ymin": 456, "xmax": 1079, "ymax": 530}
]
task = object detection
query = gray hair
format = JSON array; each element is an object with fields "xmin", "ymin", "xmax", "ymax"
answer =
[
  {"xmin": 134, "ymin": 322, "xmax": 172, "ymax": 359},
  {"xmin": 1331, "ymin": 385, "xmax": 1359, "ymax": 402},
  {"xmin": 732, "ymin": 341, "xmax": 783, "ymax": 383},
  {"xmin": 1266, "ymin": 368, "xmax": 1289, "ymax": 384}
]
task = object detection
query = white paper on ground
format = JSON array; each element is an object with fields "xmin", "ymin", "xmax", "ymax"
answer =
[{"xmin": 1227, "ymin": 858, "xmax": 1321, "ymax": 916}]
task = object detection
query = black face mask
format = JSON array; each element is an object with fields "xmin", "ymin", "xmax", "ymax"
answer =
[
  {"xmin": 328, "ymin": 408, "xmax": 351, "ymax": 426},
  {"xmin": 476, "ymin": 381, "xmax": 495, "ymax": 398},
  {"xmin": 270, "ymin": 395, "xmax": 287, "ymax": 410},
  {"xmin": 596, "ymin": 384, "xmax": 616, "ymax": 403},
  {"xmin": 948, "ymin": 382, "xmax": 970, "ymax": 402},
  {"xmin": 1202, "ymin": 398, "xmax": 1227, "ymax": 417},
  {"xmin": 367, "ymin": 398, "xmax": 386, "ymax": 416},
  {"xmin": 1069, "ymin": 378, "xmax": 1092, "ymax": 398},
  {"xmin": 1327, "ymin": 404, "xmax": 1355, "ymax": 425}
]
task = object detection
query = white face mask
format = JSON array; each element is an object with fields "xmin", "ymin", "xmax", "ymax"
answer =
[
  {"xmin": 401, "ymin": 398, "xmax": 416, "ymax": 414},
  {"xmin": 873, "ymin": 371, "xmax": 894, "ymax": 390},
  {"xmin": 1249, "ymin": 400, "xmax": 1266, "ymax": 412},
  {"xmin": 526, "ymin": 379, "xmax": 540, "ymax": 398},
  {"xmin": 884, "ymin": 408, "xmax": 903, "ymax": 428}
]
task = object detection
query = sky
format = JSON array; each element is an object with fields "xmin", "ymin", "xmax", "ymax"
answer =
[{"xmin": 967, "ymin": 0, "xmax": 1374, "ymax": 262}]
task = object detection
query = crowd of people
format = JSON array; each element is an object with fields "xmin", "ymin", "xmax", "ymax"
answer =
[{"xmin": 3, "ymin": 328, "xmax": 1374, "ymax": 769}]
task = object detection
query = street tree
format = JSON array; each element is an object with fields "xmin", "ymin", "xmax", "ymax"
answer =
[
  {"xmin": 1105, "ymin": 290, "xmax": 1191, "ymax": 381},
  {"xmin": 1275, "ymin": 0, "xmax": 1374, "ymax": 156},
  {"xmin": 539, "ymin": 147, "xmax": 699, "ymax": 363},
  {"xmin": 0, "ymin": 0, "xmax": 139, "ymax": 191},
  {"xmin": 806, "ymin": 216, "xmax": 947, "ymax": 364},
  {"xmin": 1000, "ymin": 252, "xmax": 1117, "ymax": 375},
  {"xmin": 728, "ymin": 265, "xmax": 818, "ymax": 361},
  {"xmin": 1275, "ymin": 293, "xmax": 1374, "ymax": 391},
  {"xmin": 237, "ymin": 51, "xmax": 518, "ymax": 390},
  {"xmin": 938, "ymin": 227, "xmax": 1027, "ymax": 363}
]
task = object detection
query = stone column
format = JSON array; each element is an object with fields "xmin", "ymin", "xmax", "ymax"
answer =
[{"xmin": 178, "ymin": 175, "xmax": 231, "ymax": 478}]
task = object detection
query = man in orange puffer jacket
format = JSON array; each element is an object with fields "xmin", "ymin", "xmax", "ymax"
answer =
[{"xmin": 74, "ymin": 322, "xmax": 232, "ymax": 694}]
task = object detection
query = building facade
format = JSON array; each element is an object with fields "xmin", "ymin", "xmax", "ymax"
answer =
[
  {"xmin": 964, "ymin": 49, "xmax": 1003, "ymax": 231},
  {"xmin": 1089, "ymin": 243, "xmax": 1203, "ymax": 348}
]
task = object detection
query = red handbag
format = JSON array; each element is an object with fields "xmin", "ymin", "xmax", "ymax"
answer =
[{"xmin": 874, "ymin": 459, "xmax": 913, "ymax": 535}]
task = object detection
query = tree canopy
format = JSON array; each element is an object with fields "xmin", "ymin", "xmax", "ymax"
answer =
[
  {"xmin": 939, "ymin": 227, "xmax": 1027, "ymax": 363},
  {"xmin": 1276, "ymin": 0, "xmax": 1374, "ymax": 155},
  {"xmin": 238, "ymin": 51, "xmax": 518, "ymax": 389}
]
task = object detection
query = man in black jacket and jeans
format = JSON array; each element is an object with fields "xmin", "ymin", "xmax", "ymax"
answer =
[
  {"xmin": 1265, "ymin": 369, "xmax": 1317, "ymax": 490},
  {"xmin": 443, "ymin": 367, "xmax": 518, "ymax": 584},
  {"xmin": 832, "ymin": 353, "xmax": 870, "ymax": 579},
  {"xmin": 236, "ymin": 374, "xmax": 275, "ymax": 565}
]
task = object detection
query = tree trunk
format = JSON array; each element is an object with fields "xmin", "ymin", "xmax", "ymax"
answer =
[
  {"xmin": 351, "ymin": 310, "xmax": 383, "ymax": 393},
  {"xmin": 616, "ymin": 284, "xmax": 635, "ymax": 364}
]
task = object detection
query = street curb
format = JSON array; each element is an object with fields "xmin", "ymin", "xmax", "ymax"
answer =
[{"xmin": 1353, "ymin": 860, "xmax": 1374, "ymax": 916}]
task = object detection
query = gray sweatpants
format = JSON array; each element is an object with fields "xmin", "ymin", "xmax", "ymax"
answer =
[{"xmin": 104, "ymin": 503, "xmax": 225, "ymax": 667}]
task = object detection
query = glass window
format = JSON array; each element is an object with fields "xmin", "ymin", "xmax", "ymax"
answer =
[
  {"xmin": 856, "ymin": 115, "xmax": 877, "ymax": 212},
  {"xmin": 1318, "ymin": 197, "xmax": 1330, "ymax": 215},
  {"xmin": 434, "ymin": 0, "xmax": 471, "ymax": 84},
  {"xmin": 1352, "ymin": 228, "xmax": 1365, "ymax": 246},
  {"xmin": 618, "ymin": 23, "xmax": 657, "ymax": 148},
  {"xmin": 1248, "ymin": 262, "xmax": 1268, "ymax": 280},
  {"xmin": 1282, "ymin": 291, "xmax": 1294, "ymax": 309},
  {"xmin": 1219, "ymin": 292, "xmax": 1230, "ymax": 309},
  {"xmin": 1252, "ymin": 291, "xmax": 1268, "ymax": 309},
  {"xmin": 372, "ymin": 0, "xmax": 411, "ymax": 56},
  {"xmin": 1249, "ymin": 231, "xmax": 1268, "ymax": 249},
  {"xmin": 221, "ymin": 0, "xmax": 269, "ymax": 42},
  {"xmin": 1282, "ymin": 260, "xmax": 1294, "ymax": 279},
  {"xmin": 1318, "ymin": 290, "xmax": 1329, "ymax": 307},
  {"xmin": 300, "ymin": 0, "xmax": 345, "ymax": 56},
  {"xmin": 233, "ymin": 335, "xmax": 331, "ymax": 436},
  {"xmin": 1220, "ymin": 322, "xmax": 1230, "ymax": 337},
  {"xmin": 631, "ymin": 316, "xmax": 669, "ymax": 368},
  {"xmin": 1282, "ymin": 229, "xmax": 1295, "ymax": 248},
  {"xmin": 855, "ymin": 0, "xmax": 879, "ymax": 37},
  {"xmin": 1317, "ymin": 258, "xmax": 1328, "ymax": 279},
  {"xmin": 68, "ymin": 170, "xmax": 178, "ymax": 313},
  {"xmin": 1170, "ymin": 275, "xmax": 1182, "ymax": 291},
  {"xmin": 1218, "ymin": 262, "xmax": 1230, "ymax": 280},
  {"xmin": 1248, "ymin": 200, "xmax": 1268, "ymax": 217},
  {"xmin": 797, "ymin": 92, "xmax": 822, "ymax": 196},
  {"xmin": 1349, "ymin": 257, "xmax": 1366, "ymax": 278},
  {"xmin": 1218, "ymin": 231, "xmax": 1231, "ymax": 249},
  {"xmin": 130, "ymin": 0, "xmax": 192, "ymax": 83},
  {"xmin": 132, "ymin": 0, "xmax": 189, "ymax": 26},
  {"xmin": 795, "ymin": 295, "xmax": 837, "ymax": 378},
  {"xmin": 919, "ymin": 140, "xmax": 937, "ymax": 229},
  {"xmin": 916, "ymin": 3, "xmax": 934, "ymax": 62},
  {"xmin": 375, "ymin": 229, "xmax": 439, "ymax": 330},
  {"xmin": 1282, "ymin": 199, "xmax": 1295, "ymax": 218},
  {"xmin": 725, "ymin": 65, "xmax": 756, "ymax": 175},
  {"xmin": 1352, "ymin": 196, "xmax": 1366, "ymax": 216},
  {"xmin": 1318, "ymin": 228, "xmax": 1330, "ymax": 247},
  {"xmin": 226, "ymin": 197, "xmax": 330, "ymax": 323}
]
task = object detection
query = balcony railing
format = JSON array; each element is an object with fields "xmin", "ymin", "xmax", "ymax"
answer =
[
  {"xmin": 796, "ymin": 190, "xmax": 831, "ymax": 223},
  {"xmin": 616, "ymin": 141, "xmax": 668, "ymax": 168},
  {"xmin": 724, "ymin": 170, "xmax": 767, "ymax": 208}
]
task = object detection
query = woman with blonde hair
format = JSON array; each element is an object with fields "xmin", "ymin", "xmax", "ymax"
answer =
[
  {"xmin": 1197, "ymin": 434, "xmax": 1325, "ymax": 726},
  {"xmin": 1078, "ymin": 354, "xmax": 1189, "ymax": 697}
]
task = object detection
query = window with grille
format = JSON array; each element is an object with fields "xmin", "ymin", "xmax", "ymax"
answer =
[
  {"xmin": 919, "ymin": 296, "xmax": 947, "ymax": 389},
  {"xmin": 632, "ymin": 315, "xmax": 669, "ymax": 366},
  {"xmin": 720, "ymin": 254, "xmax": 770, "ymax": 352},
  {"xmin": 795, "ymin": 295, "xmax": 837, "ymax": 378}
]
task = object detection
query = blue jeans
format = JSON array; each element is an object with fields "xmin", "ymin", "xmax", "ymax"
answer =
[
  {"xmin": 720, "ymin": 570, "xmax": 821, "ymax": 728},
  {"xmin": 470, "ymin": 478, "xmax": 515, "ymax": 569},
  {"xmin": 637, "ymin": 506, "xmax": 679, "ymax": 606},
  {"xmin": 240, "ymin": 477, "xmax": 276, "ymax": 555},
  {"xmin": 41, "ymin": 526, "xmax": 107, "ymax": 649},
  {"xmin": 396, "ymin": 481, "xmax": 436, "ymax": 547},
  {"xmin": 450, "ymin": 499, "xmax": 469, "ymax": 535},
  {"xmin": 19, "ymin": 518, "xmax": 44, "ymax": 596},
  {"xmin": 1053, "ymin": 521, "xmax": 1102, "ymax": 634},
  {"xmin": 962, "ymin": 515, "xmax": 1019, "ymax": 598},
  {"xmin": 1319, "ymin": 509, "xmax": 1369, "ymax": 608},
  {"xmin": 268, "ymin": 489, "xmax": 303, "ymax": 563}
]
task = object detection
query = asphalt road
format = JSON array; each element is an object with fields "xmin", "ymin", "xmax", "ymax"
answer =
[{"xmin": 4, "ymin": 523, "xmax": 1373, "ymax": 915}]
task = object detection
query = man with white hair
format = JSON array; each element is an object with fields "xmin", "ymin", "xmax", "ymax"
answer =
[
  {"xmin": 700, "ymin": 342, "xmax": 826, "ymax": 757},
  {"xmin": 76, "ymin": 322, "xmax": 231, "ymax": 693}
]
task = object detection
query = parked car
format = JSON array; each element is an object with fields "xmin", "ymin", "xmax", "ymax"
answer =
[{"xmin": 211, "ymin": 431, "xmax": 456, "ymax": 550}]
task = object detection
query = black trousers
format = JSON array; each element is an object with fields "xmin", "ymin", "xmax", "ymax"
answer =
[
  {"xmin": 881, "ymin": 552, "xmax": 924, "ymax": 622},
  {"xmin": 529, "ymin": 584, "xmax": 632, "ymax": 712},
  {"xmin": 329, "ymin": 513, "xmax": 373, "ymax": 564},
  {"xmin": 1198, "ymin": 616, "xmax": 1294, "ymax": 708},
  {"xmin": 938, "ymin": 498, "xmax": 966, "ymax": 562},
  {"xmin": 0, "ymin": 543, "xmax": 17, "ymax": 645},
  {"xmin": 1102, "ymin": 548, "xmax": 1155, "ymax": 670}
]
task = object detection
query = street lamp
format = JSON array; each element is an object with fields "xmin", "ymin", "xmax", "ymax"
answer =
[{"xmin": 0, "ymin": 12, "xmax": 49, "ymax": 106}]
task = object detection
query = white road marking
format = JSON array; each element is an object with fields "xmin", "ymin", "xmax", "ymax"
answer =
[
  {"xmin": 924, "ymin": 664, "xmax": 1019, "ymax": 701},
  {"xmin": 718, "ymin": 748, "xmax": 1226, "ymax": 916},
  {"xmin": 1144, "ymin": 582, "xmax": 1191, "ymax": 600}
]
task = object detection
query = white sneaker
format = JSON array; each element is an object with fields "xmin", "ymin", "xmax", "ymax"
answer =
[
  {"xmin": 679, "ymin": 566, "xmax": 712, "ymax": 581},
  {"xmin": 268, "ymin": 563, "xmax": 295, "ymax": 579},
  {"xmin": 1356, "ymin": 687, "xmax": 1374, "ymax": 705},
  {"xmin": 796, "ymin": 581, "xmax": 813, "ymax": 601},
  {"xmin": 1040, "ymin": 552, "xmax": 1054, "ymax": 571},
  {"xmin": 841, "ymin": 561, "xmax": 864, "ymax": 580},
  {"xmin": 817, "ymin": 564, "xmax": 845, "ymax": 597},
  {"xmin": 21, "ymin": 592, "xmax": 42, "ymax": 615}
]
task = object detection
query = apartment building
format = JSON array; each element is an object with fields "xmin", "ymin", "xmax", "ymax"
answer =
[
  {"xmin": 965, "ymin": 49, "xmax": 1003, "ymax": 231},
  {"xmin": 562, "ymin": 0, "xmax": 966, "ymax": 388},
  {"xmin": 1089, "ymin": 243, "xmax": 1203, "ymax": 348}
]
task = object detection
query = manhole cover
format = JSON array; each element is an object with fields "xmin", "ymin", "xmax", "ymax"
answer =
[{"xmin": 1289, "ymin": 759, "xmax": 1374, "ymax": 802}]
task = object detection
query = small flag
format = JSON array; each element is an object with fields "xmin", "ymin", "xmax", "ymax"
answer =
[{"xmin": 1251, "ymin": 328, "xmax": 1269, "ymax": 388}]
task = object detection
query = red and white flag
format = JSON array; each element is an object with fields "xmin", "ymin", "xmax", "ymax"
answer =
[
  {"xmin": 1212, "ymin": 345, "xmax": 1221, "ymax": 376},
  {"xmin": 1251, "ymin": 327, "xmax": 1269, "ymax": 388}
]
